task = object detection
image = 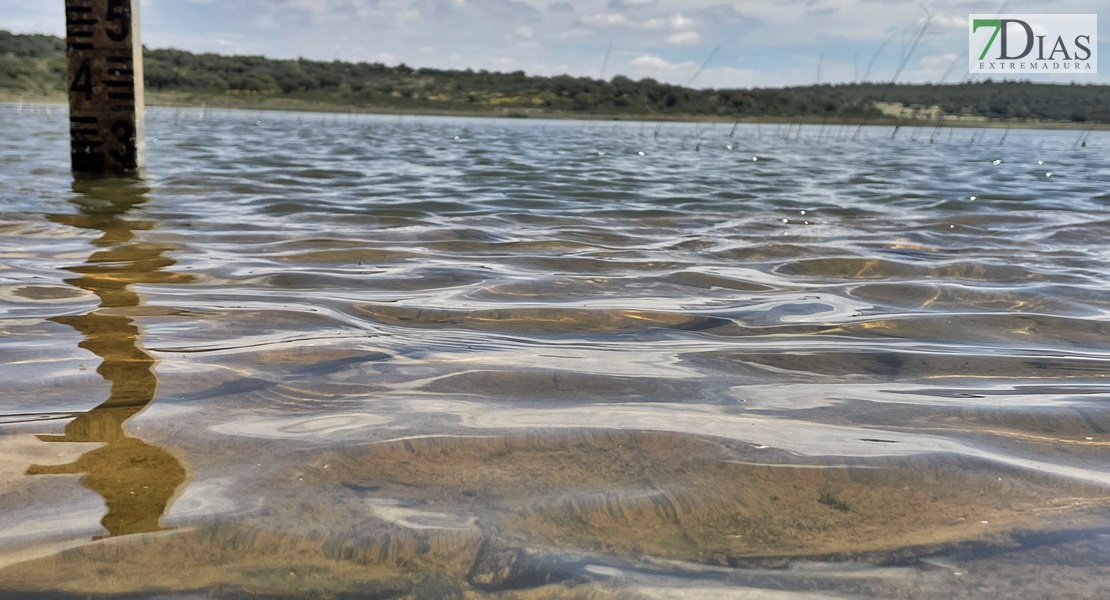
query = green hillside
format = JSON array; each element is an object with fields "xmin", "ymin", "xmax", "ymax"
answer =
[{"xmin": 2, "ymin": 30, "xmax": 1108, "ymax": 123}]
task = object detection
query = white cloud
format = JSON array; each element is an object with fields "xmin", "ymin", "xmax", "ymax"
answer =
[
  {"xmin": 932, "ymin": 14, "xmax": 967, "ymax": 30},
  {"xmin": 665, "ymin": 31, "xmax": 701, "ymax": 45},
  {"xmin": 556, "ymin": 27, "xmax": 594, "ymax": 39},
  {"xmin": 629, "ymin": 54, "xmax": 693, "ymax": 70},
  {"xmin": 278, "ymin": 0, "xmax": 420, "ymax": 25},
  {"xmin": 629, "ymin": 54, "xmax": 671, "ymax": 69},
  {"xmin": 581, "ymin": 12, "xmax": 629, "ymax": 26},
  {"xmin": 669, "ymin": 13, "xmax": 695, "ymax": 30}
]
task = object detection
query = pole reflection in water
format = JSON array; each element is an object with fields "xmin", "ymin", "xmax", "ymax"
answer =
[{"xmin": 27, "ymin": 179, "xmax": 193, "ymax": 539}]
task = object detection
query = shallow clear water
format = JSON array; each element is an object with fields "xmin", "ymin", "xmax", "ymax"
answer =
[{"xmin": 1, "ymin": 104, "xmax": 1108, "ymax": 599}]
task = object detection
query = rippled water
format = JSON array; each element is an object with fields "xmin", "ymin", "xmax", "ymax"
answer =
[{"xmin": 1, "ymin": 104, "xmax": 1108, "ymax": 599}]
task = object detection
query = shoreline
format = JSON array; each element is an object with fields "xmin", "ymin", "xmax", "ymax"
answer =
[{"xmin": 3, "ymin": 92, "xmax": 1107, "ymax": 131}]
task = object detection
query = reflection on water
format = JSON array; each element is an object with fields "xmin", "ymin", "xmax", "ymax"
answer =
[
  {"xmin": 0, "ymin": 105, "xmax": 1108, "ymax": 599},
  {"xmin": 26, "ymin": 180, "xmax": 191, "ymax": 538}
]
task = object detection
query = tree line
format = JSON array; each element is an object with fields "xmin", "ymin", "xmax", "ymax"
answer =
[{"xmin": 2, "ymin": 30, "xmax": 1108, "ymax": 123}]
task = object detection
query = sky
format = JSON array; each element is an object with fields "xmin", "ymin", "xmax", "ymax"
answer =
[{"xmin": 2, "ymin": 0, "xmax": 1106, "ymax": 88}]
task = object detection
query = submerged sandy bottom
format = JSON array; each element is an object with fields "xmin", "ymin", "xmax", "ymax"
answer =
[{"xmin": 2, "ymin": 423, "xmax": 1108, "ymax": 599}]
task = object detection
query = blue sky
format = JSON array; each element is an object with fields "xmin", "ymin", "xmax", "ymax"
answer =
[{"xmin": 3, "ymin": 0, "xmax": 1106, "ymax": 87}]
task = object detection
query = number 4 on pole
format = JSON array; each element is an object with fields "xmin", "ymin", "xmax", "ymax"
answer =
[{"xmin": 65, "ymin": 0, "xmax": 144, "ymax": 174}]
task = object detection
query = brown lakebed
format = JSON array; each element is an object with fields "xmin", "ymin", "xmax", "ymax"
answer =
[{"xmin": 2, "ymin": 429, "xmax": 1108, "ymax": 598}]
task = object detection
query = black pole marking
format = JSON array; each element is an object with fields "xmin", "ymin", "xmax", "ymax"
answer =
[
  {"xmin": 70, "ymin": 59, "xmax": 94, "ymax": 101},
  {"xmin": 66, "ymin": 0, "xmax": 143, "ymax": 174},
  {"xmin": 106, "ymin": 0, "xmax": 130, "ymax": 41}
]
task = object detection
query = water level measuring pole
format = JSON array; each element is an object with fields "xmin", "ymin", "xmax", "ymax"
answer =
[{"xmin": 66, "ymin": 0, "xmax": 143, "ymax": 174}]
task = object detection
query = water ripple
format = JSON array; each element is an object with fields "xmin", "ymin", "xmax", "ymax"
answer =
[{"xmin": 2, "ymin": 105, "xmax": 1109, "ymax": 597}]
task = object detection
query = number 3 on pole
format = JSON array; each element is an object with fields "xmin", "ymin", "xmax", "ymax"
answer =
[
  {"xmin": 110, "ymin": 120, "xmax": 136, "ymax": 164},
  {"xmin": 106, "ymin": 0, "xmax": 130, "ymax": 42}
]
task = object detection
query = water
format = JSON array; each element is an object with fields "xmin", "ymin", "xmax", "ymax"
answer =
[{"xmin": 1, "ymin": 104, "xmax": 1108, "ymax": 599}]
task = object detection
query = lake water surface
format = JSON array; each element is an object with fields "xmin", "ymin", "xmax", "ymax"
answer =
[{"xmin": 1, "ymin": 104, "xmax": 1108, "ymax": 599}]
